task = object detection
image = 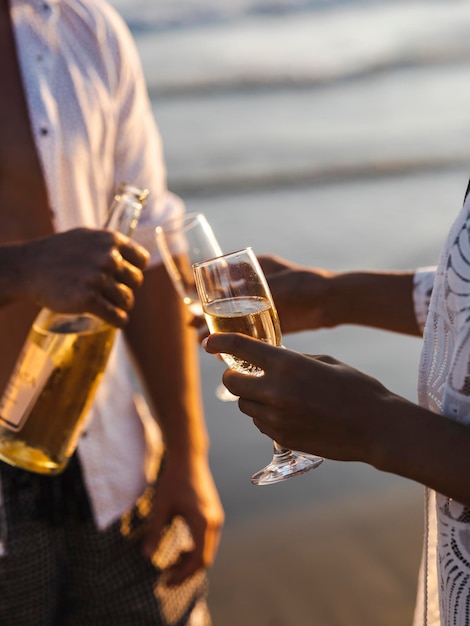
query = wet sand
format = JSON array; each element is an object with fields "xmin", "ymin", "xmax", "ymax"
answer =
[{"xmin": 208, "ymin": 486, "xmax": 423, "ymax": 626}]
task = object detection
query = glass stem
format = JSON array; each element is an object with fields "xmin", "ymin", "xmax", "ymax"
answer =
[{"xmin": 272, "ymin": 440, "xmax": 292, "ymax": 457}]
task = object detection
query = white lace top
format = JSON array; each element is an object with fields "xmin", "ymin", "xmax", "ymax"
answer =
[{"xmin": 413, "ymin": 191, "xmax": 470, "ymax": 625}]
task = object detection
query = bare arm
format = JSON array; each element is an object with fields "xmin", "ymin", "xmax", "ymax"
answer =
[
  {"xmin": 204, "ymin": 333, "xmax": 470, "ymax": 506},
  {"xmin": 0, "ymin": 228, "xmax": 149, "ymax": 327},
  {"xmin": 124, "ymin": 262, "xmax": 223, "ymax": 585},
  {"xmin": 258, "ymin": 255, "xmax": 421, "ymax": 336}
]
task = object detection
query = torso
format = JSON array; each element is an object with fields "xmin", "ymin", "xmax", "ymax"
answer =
[{"xmin": 0, "ymin": 0, "xmax": 55, "ymax": 390}]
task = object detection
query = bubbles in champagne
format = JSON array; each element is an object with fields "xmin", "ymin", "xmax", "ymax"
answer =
[{"xmin": 204, "ymin": 295, "xmax": 281, "ymax": 375}]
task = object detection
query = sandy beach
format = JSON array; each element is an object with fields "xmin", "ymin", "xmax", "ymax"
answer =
[{"xmin": 207, "ymin": 485, "xmax": 423, "ymax": 626}]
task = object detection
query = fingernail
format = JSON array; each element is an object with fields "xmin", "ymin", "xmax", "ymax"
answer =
[{"xmin": 201, "ymin": 337, "xmax": 208, "ymax": 349}]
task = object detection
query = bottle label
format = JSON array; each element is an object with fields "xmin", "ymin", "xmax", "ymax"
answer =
[{"xmin": 0, "ymin": 340, "xmax": 54, "ymax": 431}]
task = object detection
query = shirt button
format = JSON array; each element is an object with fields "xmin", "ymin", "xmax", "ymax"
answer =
[{"xmin": 39, "ymin": 127, "xmax": 49, "ymax": 136}]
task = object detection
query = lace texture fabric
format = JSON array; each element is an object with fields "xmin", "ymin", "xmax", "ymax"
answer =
[{"xmin": 414, "ymin": 198, "xmax": 470, "ymax": 625}]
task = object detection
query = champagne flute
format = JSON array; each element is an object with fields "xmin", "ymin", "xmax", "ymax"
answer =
[
  {"xmin": 193, "ymin": 247, "xmax": 324, "ymax": 485},
  {"xmin": 155, "ymin": 211, "xmax": 237, "ymax": 402}
]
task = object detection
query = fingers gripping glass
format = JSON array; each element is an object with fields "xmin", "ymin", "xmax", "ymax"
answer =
[
  {"xmin": 193, "ymin": 247, "xmax": 323, "ymax": 485},
  {"xmin": 155, "ymin": 212, "xmax": 237, "ymax": 402}
]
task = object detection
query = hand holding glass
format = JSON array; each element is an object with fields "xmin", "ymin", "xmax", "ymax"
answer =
[{"xmin": 193, "ymin": 247, "xmax": 324, "ymax": 485}]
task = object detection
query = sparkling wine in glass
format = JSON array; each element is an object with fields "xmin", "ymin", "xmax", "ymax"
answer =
[
  {"xmin": 193, "ymin": 247, "xmax": 324, "ymax": 485},
  {"xmin": 155, "ymin": 211, "xmax": 237, "ymax": 402}
]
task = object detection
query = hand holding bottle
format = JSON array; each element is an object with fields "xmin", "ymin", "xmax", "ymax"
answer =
[
  {"xmin": 0, "ymin": 184, "xmax": 150, "ymax": 474},
  {"xmin": 19, "ymin": 228, "xmax": 150, "ymax": 328}
]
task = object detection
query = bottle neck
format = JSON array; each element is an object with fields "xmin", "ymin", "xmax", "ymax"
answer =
[{"xmin": 103, "ymin": 184, "xmax": 149, "ymax": 237}]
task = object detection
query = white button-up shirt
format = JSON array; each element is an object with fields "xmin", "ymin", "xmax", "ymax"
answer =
[{"xmin": 10, "ymin": 0, "xmax": 182, "ymax": 528}]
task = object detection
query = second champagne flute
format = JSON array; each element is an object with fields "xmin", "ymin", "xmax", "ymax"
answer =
[
  {"xmin": 155, "ymin": 211, "xmax": 237, "ymax": 402},
  {"xmin": 193, "ymin": 247, "xmax": 324, "ymax": 485}
]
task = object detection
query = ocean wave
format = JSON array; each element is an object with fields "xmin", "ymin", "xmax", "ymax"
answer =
[
  {"xmin": 147, "ymin": 56, "xmax": 470, "ymax": 100},
  {"xmin": 168, "ymin": 156, "xmax": 469, "ymax": 198},
  {"xmin": 133, "ymin": 0, "xmax": 470, "ymax": 99},
  {"xmin": 114, "ymin": 0, "xmax": 392, "ymax": 34}
]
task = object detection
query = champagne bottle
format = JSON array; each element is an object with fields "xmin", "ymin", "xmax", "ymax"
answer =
[{"xmin": 0, "ymin": 183, "xmax": 149, "ymax": 475}]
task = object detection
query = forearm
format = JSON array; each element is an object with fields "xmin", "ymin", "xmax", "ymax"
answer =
[
  {"xmin": 326, "ymin": 270, "xmax": 421, "ymax": 336},
  {"xmin": 371, "ymin": 393, "xmax": 470, "ymax": 505},
  {"xmin": 124, "ymin": 263, "xmax": 209, "ymax": 459},
  {"xmin": 127, "ymin": 265, "xmax": 224, "ymax": 578}
]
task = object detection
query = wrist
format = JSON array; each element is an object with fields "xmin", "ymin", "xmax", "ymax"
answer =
[
  {"xmin": 366, "ymin": 391, "xmax": 406, "ymax": 473},
  {"xmin": 319, "ymin": 271, "xmax": 347, "ymax": 328},
  {"xmin": 367, "ymin": 391, "xmax": 428, "ymax": 480},
  {"xmin": 0, "ymin": 242, "xmax": 32, "ymax": 304},
  {"xmin": 162, "ymin": 443, "xmax": 210, "ymax": 478},
  {"xmin": 162, "ymin": 427, "xmax": 210, "ymax": 464}
]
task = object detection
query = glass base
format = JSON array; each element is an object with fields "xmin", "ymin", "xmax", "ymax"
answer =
[{"xmin": 251, "ymin": 451, "xmax": 323, "ymax": 486}]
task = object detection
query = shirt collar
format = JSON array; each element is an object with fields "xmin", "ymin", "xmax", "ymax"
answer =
[{"xmin": 10, "ymin": 0, "xmax": 60, "ymax": 8}]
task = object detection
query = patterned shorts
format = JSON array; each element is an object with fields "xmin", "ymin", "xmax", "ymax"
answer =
[{"xmin": 0, "ymin": 456, "xmax": 211, "ymax": 626}]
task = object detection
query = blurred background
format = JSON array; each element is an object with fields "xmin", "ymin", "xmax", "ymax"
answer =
[{"xmin": 110, "ymin": 1, "xmax": 470, "ymax": 623}]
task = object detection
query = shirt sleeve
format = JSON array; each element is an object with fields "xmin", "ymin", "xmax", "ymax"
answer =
[
  {"xmin": 413, "ymin": 267, "xmax": 436, "ymax": 334},
  {"xmin": 100, "ymin": 3, "xmax": 184, "ymax": 265},
  {"xmin": 133, "ymin": 191, "xmax": 185, "ymax": 265}
]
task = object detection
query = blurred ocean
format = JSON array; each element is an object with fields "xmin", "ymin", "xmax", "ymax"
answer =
[
  {"xmin": 106, "ymin": 0, "xmax": 470, "ymax": 514},
  {"xmin": 107, "ymin": 3, "xmax": 470, "ymax": 622},
  {"xmin": 111, "ymin": 0, "xmax": 470, "ymax": 194}
]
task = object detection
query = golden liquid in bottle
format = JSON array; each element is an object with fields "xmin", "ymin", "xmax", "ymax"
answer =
[
  {"xmin": 204, "ymin": 295, "xmax": 281, "ymax": 375},
  {"xmin": 0, "ymin": 312, "xmax": 115, "ymax": 474}
]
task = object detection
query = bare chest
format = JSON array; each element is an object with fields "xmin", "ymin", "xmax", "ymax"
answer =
[{"xmin": 0, "ymin": 5, "xmax": 54, "ymax": 243}]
